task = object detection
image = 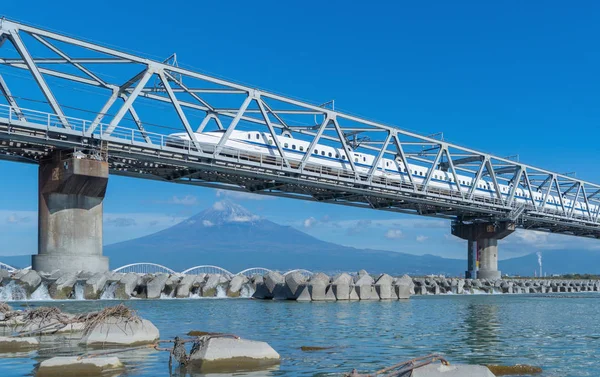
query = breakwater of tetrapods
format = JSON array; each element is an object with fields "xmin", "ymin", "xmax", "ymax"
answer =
[{"xmin": 1, "ymin": 268, "xmax": 599, "ymax": 301}]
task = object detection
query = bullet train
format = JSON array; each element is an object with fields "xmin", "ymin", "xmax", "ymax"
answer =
[{"xmin": 167, "ymin": 130, "xmax": 596, "ymax": 216}]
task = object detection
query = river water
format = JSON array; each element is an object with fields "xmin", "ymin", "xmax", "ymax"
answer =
[{"xmin": 1, "ymin": 294, "xmax": 599, "ymax": 377}]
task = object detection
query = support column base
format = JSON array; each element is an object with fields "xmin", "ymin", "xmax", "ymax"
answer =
[
  {"xmin": 477, "ymin": 270, "xmax": 501, "ymax": 280},
  {"xmin": 32, "ymin": 254, "xmax": 108, "ymax": 274}
]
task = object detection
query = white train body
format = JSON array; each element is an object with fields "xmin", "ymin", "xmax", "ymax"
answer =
[{"xmin": 167, "ymin": 130, "xmax": 596, "ymax": 216}]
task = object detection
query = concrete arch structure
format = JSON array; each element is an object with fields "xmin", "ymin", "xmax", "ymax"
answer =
[
  {"xmin": 283, "ymin": 269, "xmax": 313, "ymax": 277},
  {"xmin": 181, "ymin": 265, "xmax": 234, "ymax": 277},
  {"xmin": 0, "ymin": 262, "xmax": 17, "ymax": 272},
  {"xmin": 237, "ymin": 267, "xmax": 272, "ymax": 277},
  {"xmin": 113, "ymin": 263, "xmax": 175, "ymax": 274}
]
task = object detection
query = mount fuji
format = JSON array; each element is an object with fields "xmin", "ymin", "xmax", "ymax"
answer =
[{"xmin": 103, "ymin": 201, "xmax": 465, "ymax": 275}]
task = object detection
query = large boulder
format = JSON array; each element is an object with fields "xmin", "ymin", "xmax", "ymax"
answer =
[
  {"xmin": 188, "ymin": 336, "xmax": 280, "ymax": 372},
  {"xmin": 49, "ymin": 273, "xmax": 78, "ymax": 300},
  {"xmin": 114, "ymin": 273, "xmax": 139, "ymax": 300},
  {"xmin": 147, "ymin": 274, "xmax": 169, "ymax": 299},
  {"xmin": 0, "ymin": 336, "xmax": 39, "ymax": 352},
  {"xmin": 37, "ymin": 356, "xmax": 123, "ymax": 376},
  {"xmin": 15, "ymin": 270, "xmax": 42, "ymax": 295},
  {"xmin": 84, "ymin": 273, "xmax": 108, "ymax": 300},
  {"xmin": 81, "ymin": 317, "xmax": 159, "ymax": 346},
  {"xmin": 412, "ymin": 363, "xmax": 496, "ymax": 377}
]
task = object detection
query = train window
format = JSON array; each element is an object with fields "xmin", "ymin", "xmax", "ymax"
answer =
[
  {"xmin": 328, "ymin": 152, "xmax": 332, "ymax": 157},
  {"xmin": 292, "ymin": 144, "xmax": 296, "ymax": 149},
  {"xmin": 355, "ymin": 158, "xmax": 359, "ymax": 163},
  {"xmin": 299, "ymin": 146, "xmax": 304, "ymax": 151},
  {"xmin": 363, "ymin": 157, "xmax": 366, "ymax": 162},
  {"xmin": 247, "ymin": 134, "xmax": 251, "ymax": 140},
  {"xmin": 336, "ymin": 154, "xmax": 340, "ymax": 159},
  {"xmin": 256, "ymin": 134, "xmax": 260, "ymax": 140},
  {"xmin": 386, "ymin": 162, "xmax": 389, "ymax": 167},
  {"xmin": 342, "ymin": 155, "xmax": 346, "ymax": 160},
  {"xmin": 314, "ymin": 149, "xmax": 318, "ymax": 154},
  {"xmin": 321, "ymin": 151, "xmax": 326, "ymax": 156},
  {"xmin": 284, "ymin": 143, "xmax": 289, "ymax": 148},
  {"xmin": 268, "ymin": 139, "xmax": 273, "ymax": 145}
]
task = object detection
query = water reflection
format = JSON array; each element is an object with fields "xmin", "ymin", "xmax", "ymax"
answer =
[{"xmin": 460, "ymin": 300, "xmax": 503, "ymax": 365}]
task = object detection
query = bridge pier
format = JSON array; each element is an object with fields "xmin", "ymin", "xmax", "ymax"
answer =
[
  {"xmin": 32, "ymin": 150, "xmax": 109, "ymax": 274},
  {"xmin": 452, "ymin": 221, "xmax": 515, "ymax": 280}
]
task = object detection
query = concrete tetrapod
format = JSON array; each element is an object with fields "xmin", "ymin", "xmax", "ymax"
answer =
[
  {"xmin": 84, "ymin": 273, "xmax": 108, "ymax": 300},
  {"xmin": 187, "ymin": 336, "xmax": 280, "ymax": 372},
  {"xmin": 37, "ymin": 356, "xmax": 124, "ymax": 377},
  {"xmin": 146, "ymin": 274, "xmax": 169, "ymax": 299}
]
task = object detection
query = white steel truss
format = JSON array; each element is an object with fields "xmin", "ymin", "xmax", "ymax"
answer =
[{"xmin": 1, "ymin": 19, "xmax": 600, "ymax": 238}]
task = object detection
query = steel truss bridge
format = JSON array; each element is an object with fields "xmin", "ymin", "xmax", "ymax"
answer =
[{"xmin": 1, "ymin": 19, "xmax": 600, "ymax": 238}]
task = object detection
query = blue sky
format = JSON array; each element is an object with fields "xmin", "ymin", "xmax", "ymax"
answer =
[{"xmin": 2, "ymin": 1, "xmax": 600, "ymax": 260}]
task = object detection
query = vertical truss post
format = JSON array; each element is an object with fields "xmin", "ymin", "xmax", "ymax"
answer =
[
  {"xmin": 8, "ymin": 29, "xmax": 70, "ymax": 128},
  {"xmin": 467, "ymin": 157, "xmax": 486, "ymax": 200},
  {"xmin": 158, "ymin": 70, "xmax": 200, "ymax": 151},
  {"xmin": 256, "ymin": 97, "xmax": 290, "ymax": 168},
  {"xmin": 331, "ymin": 117, "xmax": 359, "ymax": 179},
  {"xmin": 366, "ymin": 132, "xmax": 392, "ymax": 183},
  {"xmin": 391, "ymin": 133, "xmax": 416, "ymax": 190},
  {"xmin": 445, "ymin": 148, "xmax": 465, "ymax": 200},
  {"xmin": 540, "ymin": 174, "xmax": 554, "ymax": 210},
  {"xmin": 104, "ymin": 68, "xmax": 154, "ymax": 136},
  {"xmin": 0, "ymin": 74, "xmax": 25, "ymax": 120},
  {"xmin": 420, "ymin": 146, "xmax": 442, "ymax": 191},
  {"xmin": 522, "ymin": 170, "xmax": 538, "ymax": 210},
  {"xmin": 506, "ymin": 166, "xmax": 523, "ymax": 206},
  {"xmin": 553, "ymin": 177, "xmax": 567, "ymax": 216},
  {"xmin": 486, "ymin": 159, "xmax": 505, "ymax": 206},
  {"xmin": 581, "ymin": 186, "xmax": 593, "ymax": 220},
  {"xmin": 215, "ymin": 94, "xmax": 253, "ymax": 153},
  {"xmin": 568, "ymin": 183, "xmax": 581, "ymax": 218},
  {"xmin": 300, "ymin": 115, "xmax": 330, "ymax": 171}
]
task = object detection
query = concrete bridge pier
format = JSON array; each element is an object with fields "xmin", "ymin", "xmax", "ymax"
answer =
[
  {"xmin": 452, "ymin": 221, "xmax": 515, "ymax": 280},
  {"xmin": 32, "ymin": 151, "xmax": 109, "ymax": 274}
]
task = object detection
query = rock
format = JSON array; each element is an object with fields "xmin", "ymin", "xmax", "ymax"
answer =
[
  {"xmin": 412, "ymin": 363, "xmax": 496, "ymax": 377},
  {"xmin": 49, "ymin": 272, "xmax": 78, "ymax": 299},
  {"xmin": 114, "ymin": 273, "xmax": 139, "ymax": 299},
  {"xmin": 81, "ymin": 318, "xmax": 159, "ymax": 346},
  {"xmin": 147, "ymin": 273, "xmax": 169, "ymax": 299},
  {"xmin": 15, "ymin": 270, "xmax": 42, "ymax": 295},
  {"xmin": 176, "ymin": 275, "xmax": 196, "ymax": 298},
  {"xmin": 84, "ymin": 273, "xmax": 108, "ymax": 300},
  {"xmin": 0, "ymin": 269, "xmax": 9, "ymax": 283},
  {"xmin": 227, "ymin": 275, "xmax": 249, "ymax": 297},
  {"xmin": 395, "ymin": 275, "xmax": 414, "ymax": 299},
  {"xmin": 37, "ymin": 356, "xmax": 123, "ymax": 377},
  {"xmin": 188, "ymin": 336, "xmax": 280, "ymax": 371},
  {"xmin": 0, "ymin": 336, "xmax": 39, "ymax": 352}
]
